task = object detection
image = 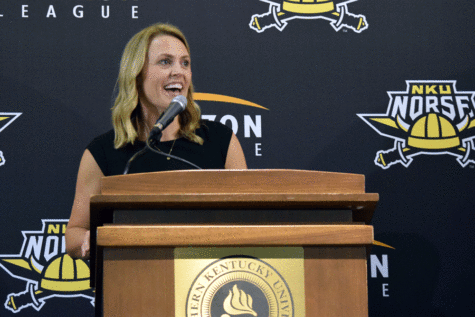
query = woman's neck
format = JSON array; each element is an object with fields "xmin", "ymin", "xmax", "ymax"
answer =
[{"xmin": 136, "ymin": 104, "xmax": 180, "ymax": 142}]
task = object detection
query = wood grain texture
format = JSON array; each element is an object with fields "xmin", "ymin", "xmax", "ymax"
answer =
[
  {"xmin": 91, "ymin": 193, "xmax": 378, "ymax": 225},
  {"xmin": 101, "ymin": 169, "xmax": 367, "ymax": 195},
  {"xmin": 100, "ymin": 245, "xmax": 370, "ymax": 317},
  {"xmin": 102, "ymin": 248, "xmax": 175, "ymax": 317},
  {"xmin": 97, "ymin": 224, "xmax": 373, "ymax": 247},
  {"xmin": 91, "ymin": 192, "xmax": 378, "ymax": 219},
  {"xmin": 95, "ymin": 170, "xmax": 377, "ymax": 316},
  {"xmin": 305, "ymin": 247, "xmax": 368, "ymax": 316}
]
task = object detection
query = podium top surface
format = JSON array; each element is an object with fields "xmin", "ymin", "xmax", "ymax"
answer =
[
  {"xmin": 89, "ymin": 170, "xmax": 378, "ymax": 289},
  {"xmin": 91, "ymin": 170, "xmax": 378, "ymax": 223},
  {"xmin": 99, "ymin": 169, "xmax": 370, "ymax": 195}
]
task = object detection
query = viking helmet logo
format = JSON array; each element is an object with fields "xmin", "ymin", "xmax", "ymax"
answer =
[
  {"xmin": 358, "ymin": 80, "xmax": 475, "ymax": 168},
  {"xmin": 250, "ymin": 0, "xmax": 368, "ymax": 33},
  {"xmin": 0, "ymin": 220, "xmax": 94, "ymax": 313}
]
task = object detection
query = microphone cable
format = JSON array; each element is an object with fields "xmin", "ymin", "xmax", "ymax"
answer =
[
  {"xmin": 145, "ymin": 138, "xmax": 202, "ymax": 170},
  {"xmin": 122, "ymin": 146, "xmax": 148, "ymax": 175},
  {"xmin": 122, "ymin": 137, "xmax": 202, "ymax": 174}
]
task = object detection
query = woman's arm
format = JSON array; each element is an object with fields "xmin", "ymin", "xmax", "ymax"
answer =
[
  {"xmin": 225, "ymin": 133, "xmax": 247, "ymax": 169},
  {"xmin": 65, "ymin": 149, "xmax": 104, "ymax": 259}
]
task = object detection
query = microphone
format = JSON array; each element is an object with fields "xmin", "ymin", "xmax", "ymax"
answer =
[{"xmin": 149, "ymin": 95, "xmax": 187, "ymax": 140}]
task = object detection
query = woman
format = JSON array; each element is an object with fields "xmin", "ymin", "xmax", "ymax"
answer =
[{"xmin": 66, "ymin": 23, "xmax": 247, "ymax": 259}]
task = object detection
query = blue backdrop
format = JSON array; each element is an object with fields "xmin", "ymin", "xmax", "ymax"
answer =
[{"xmin": 1, "ymin": 0, "xmax": 474, "ymax": 315}]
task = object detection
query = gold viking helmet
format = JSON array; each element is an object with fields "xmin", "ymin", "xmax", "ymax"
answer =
[
  {"xmin": 40, "ymin": 254, "xmax": 90, "ymax": 292},
  {"xmin": 282, "ymin": 0, "xmax": 336, "ymax": 14},
  {"xmin": 408, "ymin": 113, "xmax": 460, "ymax": 149}
]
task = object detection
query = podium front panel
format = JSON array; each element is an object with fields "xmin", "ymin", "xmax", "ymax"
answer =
[{"xmin": 102, "ymin": 246, "xmax": 368, "ymax": 317}]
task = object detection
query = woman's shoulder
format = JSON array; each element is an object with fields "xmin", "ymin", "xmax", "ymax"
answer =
[
  {"xmin": 88, "ymin": 129, "xmax": 115, "ymax": 147},
  {"xmin": 87, "ymin": 129, "xmax": 145, "ymax": 156},
  {"xmin": 86, "ymin": 129, "xmax": 144, "ymax": 176},
  {"xmin": 197, "ymin": 120, "xmax": 233, "ymax": 138},
  {"xmin": 194, "ymin": 120, "xmax": 233, "ymax": 159}
]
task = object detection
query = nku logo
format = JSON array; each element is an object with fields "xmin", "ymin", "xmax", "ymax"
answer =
[
  {"xmin": 0, "ymin": 220, "xmax": 94, "ymax": 313},
  {"xmin": 250, "ymin": 0, "xmax": 368, "ymax": 33},
  {"xmin": 358, "ymin": 80, "xmax": 475, "ymax": 168}
]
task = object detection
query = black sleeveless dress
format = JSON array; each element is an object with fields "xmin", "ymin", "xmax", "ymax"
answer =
[{"xmin": 86, "ymin": 120, "xmax": 232, "ymax": 176}]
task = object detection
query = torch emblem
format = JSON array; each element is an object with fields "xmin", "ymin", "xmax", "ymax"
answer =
[
  {"xmin": 250, "ymin": 0, "xmax": 368, "ymax": 33},
  {"xmin": 222, "ymin": 284, "xmax": 258, "ymax": 316},
  {"xmin": 186, "ymin": 256, "xmax": 294, "ymax": 317}
]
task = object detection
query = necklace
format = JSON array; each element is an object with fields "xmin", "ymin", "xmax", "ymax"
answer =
[{"xmin": 154, "ymin": 139, "xmax": 177, "ymax": 160}]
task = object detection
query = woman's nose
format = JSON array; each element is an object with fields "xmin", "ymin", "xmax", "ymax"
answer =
[{"xmin": 170, "ymin": 62, "xmax": 185, "ymax": 76}]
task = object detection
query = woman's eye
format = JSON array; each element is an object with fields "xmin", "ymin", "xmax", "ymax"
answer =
[
  {"xmin": 159, "ymin": 59, "xmax": 170, "ymax": 65},
  {"xmin": 183, "ymin": 60, "xmax": 190, "ymax": 67}
]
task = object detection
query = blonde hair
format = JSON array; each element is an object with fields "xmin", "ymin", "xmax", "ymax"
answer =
[{"xmin": 111, "ymin": 23, "xmax": 202, "ymax": 148}]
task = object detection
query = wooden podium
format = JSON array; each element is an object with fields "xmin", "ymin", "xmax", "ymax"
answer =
[{"xmin": 90, "ymin": 169, "xmax": 378, "ymax": 316}]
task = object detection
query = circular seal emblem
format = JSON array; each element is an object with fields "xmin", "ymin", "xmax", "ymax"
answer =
[{"xmin": 186, "ymin": 256, "xmax": 294, "ymax": 317}]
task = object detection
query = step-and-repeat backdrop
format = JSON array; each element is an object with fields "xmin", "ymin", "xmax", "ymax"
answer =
[{"xmin": 1, "ymin": 1, "xmax": 474, "ymax": 316}]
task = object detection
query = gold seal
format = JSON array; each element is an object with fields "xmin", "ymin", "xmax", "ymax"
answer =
[{"xmin": 186, "ymin": 256, "xmax": 294, "ymax": 317}]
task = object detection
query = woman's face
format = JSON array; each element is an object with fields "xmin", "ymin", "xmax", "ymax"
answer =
[{"xmin": 139, "ymin": 35, "xmax": 191, "ymax": 112}]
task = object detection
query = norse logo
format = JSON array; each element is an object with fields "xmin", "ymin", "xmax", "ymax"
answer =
[
  {"xmin": 186, "ymin": 256, "xmax": 294, "ymax": 317},
  {"xmin": 250, "ymin": 0, "xmax": 368, "ymax": 33},
  {"xmin": 0, "ymin": 220, "xmax": 94, "ymax": 313},
  {"xmin": 0, "ymin": 112, "xmax": 22, "ymax": 167},
  {"xmin": 358, "ymin": 80, "xmax": 475, "ymax": 168}
]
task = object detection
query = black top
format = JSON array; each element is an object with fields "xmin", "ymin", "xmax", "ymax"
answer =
[{"xmin": 87, "ymin": 120, "xmax": 232, "ymax": 176}]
